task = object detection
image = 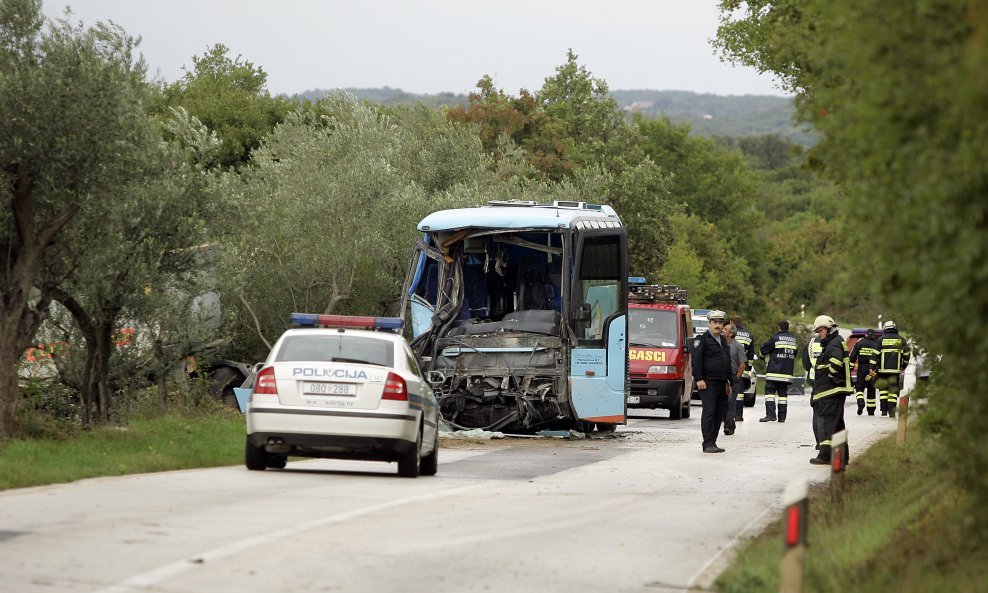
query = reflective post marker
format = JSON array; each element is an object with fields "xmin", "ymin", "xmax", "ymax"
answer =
[
  {"xmin": 781, "ymin": 478, "xmax": 808, "ymax": 593},
  {"xmin": 896, "ymin": 395, "xmax": 909, "ymax": 447},
  {"xmin": 831, "ymin": 429, "xmax": 848, "ymax": 505}
]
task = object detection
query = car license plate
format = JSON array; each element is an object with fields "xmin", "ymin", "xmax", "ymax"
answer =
[
  {"xmin": 303, "ymin": 382, "xmax": 356, "ymax": 396},
  {"xmin": 627, "ymin": 395, "xmax": 640, "ymax": 404}
]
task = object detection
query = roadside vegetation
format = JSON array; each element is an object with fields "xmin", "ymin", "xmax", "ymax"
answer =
[
  {"xmin": 1, "ymin": 0, "xmax": 984, "ymax": 553},
  {"xmin": 0, "ymin": 393, "xmax": 243, "ymax": 491},
  {"xmin": 716, "ymin": 427, "xmax": 987, "ymax": 593}
]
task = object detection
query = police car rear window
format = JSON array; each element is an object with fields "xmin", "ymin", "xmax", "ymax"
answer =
[{"xmin": 275, "ymin": 335, "xmax": 395, "ymax": 367}]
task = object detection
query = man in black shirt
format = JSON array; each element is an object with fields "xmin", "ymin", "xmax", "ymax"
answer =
[{"xmin": 691, "ymin": 309, "xmax": 732, "ymax": 453}]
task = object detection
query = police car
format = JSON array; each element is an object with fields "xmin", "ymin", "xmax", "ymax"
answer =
[{"xmin": 244, "ymin": 313, "xmax": 439, "ymax": 478}]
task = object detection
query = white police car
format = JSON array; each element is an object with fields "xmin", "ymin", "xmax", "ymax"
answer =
[{"xmin": 245, "ymin": 313, "xmax": 439, "ymax": 477}]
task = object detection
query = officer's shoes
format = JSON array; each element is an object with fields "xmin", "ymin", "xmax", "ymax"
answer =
[
  {"xmin": 735, "ymin": 416, "xmax": 744, "ymax": 422},
  {"xmin": 724, "ymin": 429, "xmax": 734, "ymax": 436},
  {"xmin": 759, "ymin": 416, "xmax": 777, "ymax": 422},
  {"xmin": 778, "ymin": 418, "xmax": 786, "ymax": 423},
  {"xmin": 809, "ymin": 457, "xmax": 829, "ymax": 465},
  {"xmin": 703, "ymin": 446, "xmax": 725, "ymax": 453}
]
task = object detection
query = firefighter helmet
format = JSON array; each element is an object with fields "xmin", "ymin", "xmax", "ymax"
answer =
[
  {"xmin": 883, "ymin": 320, "xmax": 896, "ymax": 330},
  {"xmin": 813, "ymin": 315, "xmax": 837, "ymax": 331}
]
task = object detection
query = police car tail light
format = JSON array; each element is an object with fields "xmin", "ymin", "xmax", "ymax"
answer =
[
  {"xmin": 381, "ymin": 372, "xmax": 408, "ymax": 401},
  {"xmin": 254, "ymin": 367, "xmax": 279, "ymax": 395},
  {"xmin": 290, "ymin": 312, "xmax": 404, "ymax": 332}
]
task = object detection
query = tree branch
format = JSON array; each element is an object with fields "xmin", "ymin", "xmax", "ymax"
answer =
[{"xmin": 239, "ymin": 292, "xmax": 271, "ymax": 350}]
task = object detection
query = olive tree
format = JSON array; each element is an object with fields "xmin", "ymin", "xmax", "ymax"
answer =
[{"xmin": 0, "ymin": 1, "xmax": 167, "ymax": 437}]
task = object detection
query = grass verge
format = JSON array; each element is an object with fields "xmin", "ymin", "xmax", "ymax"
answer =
[
  {"xmin": 0, "ymin": 411, "xmax": 245, "ymax": 491},
  {"xmin": 714, "ymin": 431, "xmax": 987, "ymax": 593}
]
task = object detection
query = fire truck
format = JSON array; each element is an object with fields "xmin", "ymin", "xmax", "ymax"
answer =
[{"xmin": 626, "ymin": 279, "xmax": 693, "ymax": 419}]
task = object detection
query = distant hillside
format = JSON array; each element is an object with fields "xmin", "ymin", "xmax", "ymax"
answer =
[{"xmin": 292, "ymin": 87, "xmax": 815, "ymax": 145}]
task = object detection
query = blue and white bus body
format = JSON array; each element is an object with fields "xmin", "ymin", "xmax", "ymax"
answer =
[{"xmin": 399, "ymin": 200, "xmax": 628, "ymax": 432}]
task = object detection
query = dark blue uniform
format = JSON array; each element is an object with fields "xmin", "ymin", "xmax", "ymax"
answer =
[{"xmin": 691, "ymin": 331, "xmax": 731, "ymax": 451}]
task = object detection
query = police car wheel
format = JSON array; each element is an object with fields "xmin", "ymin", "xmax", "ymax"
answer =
[
  {"xmin": 744, "ymin": 392, "xmax": 756, "ymax": 407},
  {"xmin": 398, "ymin": 427, "xmax": 422, "ymax": 478},
  {"xmin": 421, "ymin": 431, "xmax": 439, "ymax": 476},
  {"xmin": 245, "ymin": 437, "xmax": 268, "ymax": 471},
  {"xmin": 267, "ymin": 455, "xmax": 287, "ymax": 469}
]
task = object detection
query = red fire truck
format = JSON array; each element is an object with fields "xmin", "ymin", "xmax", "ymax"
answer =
[{"xmin": 626, "ymin": 280, "xmax": 693, "ymax": 419}]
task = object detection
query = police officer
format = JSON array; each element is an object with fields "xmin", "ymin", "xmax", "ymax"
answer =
[
  {"xmin": 876, "ymin": 320, "xmax": 911, "ymax": 418},
  {"xmin": 692, "ymin": 309, "xmax": 732, "ymax": 453},
  {"xmin": 849, "ymin": 328, "xmax": 881, "ymax": 415},
  {"xmin": 810, "ymin": 315, "xmax": 853, "ymax": 465},
  {"xmin": 759, "ymin": 320, "xmax": 798, "ymax": 422}
]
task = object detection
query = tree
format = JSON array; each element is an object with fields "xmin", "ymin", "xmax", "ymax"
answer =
[
  {"xmin": 716, "ymin": 0, "xmax": 988, "ymax": 511},
  {"xmin": 159, "ymin": 44, "xmax": 295, "ymax": 170},
  {"xmin": 0, "ymin": 1, "xmax": 165, "ymax": 438}
]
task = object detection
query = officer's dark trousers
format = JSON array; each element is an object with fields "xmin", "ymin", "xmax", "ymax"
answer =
[
  {"xmin": 814, "ymin": 395, "xmax": 849, "ymax": 462},
  {"xmin": 700, "ymin": 380, "xmax": 728, "ymax": 449}
]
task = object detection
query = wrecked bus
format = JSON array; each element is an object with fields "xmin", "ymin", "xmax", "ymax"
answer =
[{"xmin": 398, "ymin": 200, "xmax": 628, "ymax": 433}]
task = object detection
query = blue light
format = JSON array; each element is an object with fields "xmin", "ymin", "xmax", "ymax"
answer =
[{"xmin": 628, "ymin": 277, "xmax": 647, "ymax": 285}]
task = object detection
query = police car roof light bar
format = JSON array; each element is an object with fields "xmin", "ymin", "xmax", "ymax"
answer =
[
  {"xmin": 628, "ymin": 276, "xmax": 647, "ymax": 285},
  {"xmin": 290, "ymin": 313, "xmax": 404, "ymax": 332}
]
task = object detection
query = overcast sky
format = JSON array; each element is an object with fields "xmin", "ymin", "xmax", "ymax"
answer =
[{"xmin": 41, "ymin": 0, "xmax": 786, "ymax": 98}]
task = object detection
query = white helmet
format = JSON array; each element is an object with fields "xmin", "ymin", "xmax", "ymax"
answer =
[
  {"xmin": 707, "ymin": 309, "xmax": 727, "ymax": 322},
  {"xmin": 813, "ymin": 315, "xmax": 836, "ymax": 331},
  {"xmin": 883, "ymin": 320, "xmax": 896, "ymax": 330}
]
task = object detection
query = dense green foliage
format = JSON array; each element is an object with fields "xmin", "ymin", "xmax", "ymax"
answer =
[{"xmin": 716, "ymin": 0, "xmax": 988, "ymax": 512}]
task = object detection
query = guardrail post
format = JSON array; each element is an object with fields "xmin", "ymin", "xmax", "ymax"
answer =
[
  {"xmin": 780, "ymin": 478, "xmax": 808, "ymax": 593},
  {"xmin": 896, "ymin": 395, "xmax": 909, "ymax": 446},
  {"xmin": 830, "ymin": 429, "xmax": 847, "ymax": 505}
]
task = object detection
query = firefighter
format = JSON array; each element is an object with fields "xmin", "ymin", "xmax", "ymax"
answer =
[
  {"xmin": 801, "ymin": 335, "xmax": 824, "ymax": 446},
  {"xmin": 810, "ymin": 315, "xmax": 853, "ymax": 465},
  {"xmin": 730, "ymin": 315, "xmax": 755, "ymax": 421},
  {"xmin": 691, "ymin": 309, "xmax": 732, "ymax": 453},
  {"xmin": 875, "ymin": 320, "xmax": 911, "ymax": 418},
  {"xmin": 849, "ymin": 328, "xmax": 881, "ymax": 415},
  {"xmin": 759, "ymin": 320, "xmax": 798, "ymax": 422}
]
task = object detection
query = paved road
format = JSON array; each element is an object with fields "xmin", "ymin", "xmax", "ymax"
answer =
[{"xmin": 1, "ymin": 380, "xmax": 911, "ymax": 593}]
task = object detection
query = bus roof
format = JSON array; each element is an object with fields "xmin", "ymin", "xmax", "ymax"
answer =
[{"xmin": 418, "ymin": 201, "xmax": 622, "ymax": 232}]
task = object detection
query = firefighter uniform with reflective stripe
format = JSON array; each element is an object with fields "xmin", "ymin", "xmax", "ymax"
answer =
[
  {"xmin": 802, "ymin": 337, "xmax": 823, "ymax": 387},
  {"xmin": 759, "ymin": 330, "xmax": 798, "ymax": 421},
  {"xmin": 733, "ymin": 325, "xmax": 755, "ymax": 415},
  {"xmin": 850, "ymin": 335, "xmax": 880, "ymax": 414},
  {"xmin": 876, "ymin": 328, "xmax": 910, "ymax": 417},
  {"xmin": 812, "ymin": 331, "xmax": 853, "ymax": 463},
  {"xmin": 735, "ymin": 326, "xmax": 755, "ymax": 361}
]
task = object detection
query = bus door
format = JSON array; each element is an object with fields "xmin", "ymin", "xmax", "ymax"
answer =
[
  {"xmin": 568, "ymin": 229, "xmax": 628, "ymax": 424},
  {"xmin": 399, "ymin": 236, "xmax": 448, "ymax": 352}
]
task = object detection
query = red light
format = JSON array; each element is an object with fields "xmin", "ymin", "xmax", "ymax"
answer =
[
  {"xmin": 254, "ymin": 367, "xmax": 278, "ymax": 395},
  {"xmin": 832, "ymin": 454, "xmax": 843, "ymax": 472},
  {"xmin": 317, "ymin": 315, "xmax": 376, "ymax": 329},
  {"xmin": 381, "ymin": 372, "xmax": 407, "ymax": 401},
  {"xmin": 785, "ymin": 506, "xmax": 801, "ymax": 546}
]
